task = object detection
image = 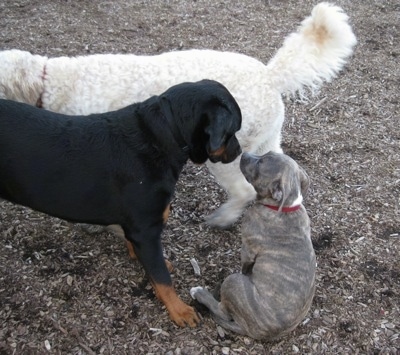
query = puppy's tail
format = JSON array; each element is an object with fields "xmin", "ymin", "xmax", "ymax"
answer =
[
  {"xmin": 0, "ymin": 49, "xmax": 47, "ymax": 105},
  {"xmin": 265, "ymin": 2, "xmax": 357, "ymax": 97}
]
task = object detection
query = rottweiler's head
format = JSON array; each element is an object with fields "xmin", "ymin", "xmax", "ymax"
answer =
[{"xmin": 160, "ymin": 80, "xmax": 242, "ymax": 165}]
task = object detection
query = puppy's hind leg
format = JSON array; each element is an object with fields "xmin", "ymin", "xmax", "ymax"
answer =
[
  {"xmin": 190, "ymin": 287, "xmax": 231, "ymax": 321},
  {"xmin": 190, "ymin": 287, "xmax": 245, "ymax": 334}
]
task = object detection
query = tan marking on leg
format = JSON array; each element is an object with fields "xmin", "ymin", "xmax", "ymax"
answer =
[
  {"xmin": 165, "ymin": 259, "xmax": 174, "ymax": 273},
  {"xmin": 126, "ymin": 240, "xmax": 137, "ymax": 259},
  {"xmin": 163, "ymin": 204, "xmax": 171, "ymax": 224},
  {"xmin": 152, "ymin": 282, "xmax": 200, "ymax": 327},
  {"xmin": 125, "ymin": 241, "xmax": 173, "ymax": 272}
]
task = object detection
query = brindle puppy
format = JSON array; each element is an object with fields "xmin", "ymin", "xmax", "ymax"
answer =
[{"xmin": 191, "ymin": 151, "xmax": 316, "ymax": 340}]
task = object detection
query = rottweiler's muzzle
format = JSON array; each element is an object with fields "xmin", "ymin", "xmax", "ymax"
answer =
[{"xmin": 208, "ymin": 135, "xmax": 242, "ymax": 164}]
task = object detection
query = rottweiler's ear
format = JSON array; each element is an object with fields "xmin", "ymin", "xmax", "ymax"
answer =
[
  {"xmin": 205, "ymin": 123, "xmax": 225, "ymax": 153},
  {"xmin": 299, "ymin": 166, "xmax": 310, "ymax": 197},
  {"xmin": 159, "ymin": 96, "xmax": 174, "ymax": 121}
]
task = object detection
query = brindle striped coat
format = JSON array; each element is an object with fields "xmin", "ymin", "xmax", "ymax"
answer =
[{"xmin": 191, "ymin": 152, "xmax": 316, "ymax": 340}]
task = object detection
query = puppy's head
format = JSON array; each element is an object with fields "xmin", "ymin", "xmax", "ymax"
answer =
[
  {"xmin": 159, "ymin": 79, "xmax": 242, "ymax": 164},
  {"xmin": 240, "ymin": 152, "xmax": 309, "ymax": 208}
]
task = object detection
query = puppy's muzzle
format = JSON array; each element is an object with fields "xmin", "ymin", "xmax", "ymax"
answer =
[
  {"xmin": 239, "ymin": 152, "xmax": 261, "ymax": 182},
  {"xmin": 240, "ymin": 152, "xmax": 258, "ymax": 169},
  {"xmin": 209, "ymin": 136, "xmax": 242, "ymax": 164}
]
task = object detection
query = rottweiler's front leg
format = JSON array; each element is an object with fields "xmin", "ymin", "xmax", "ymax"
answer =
[
  {"xmin": 125, "ymin": 240, "xmax": 174, "ymax": 273},
  {"xmin": 124, "ymin": 224, "xmax": 199, "ymax": 327},
  {"xmin": 125, "ymin": 204, "xmax": 173, "ymax": 272}
]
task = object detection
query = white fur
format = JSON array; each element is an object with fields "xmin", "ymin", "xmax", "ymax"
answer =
[
  {"xmin": 190, "ymin": 286, "xmax": 204, "ymax": 299},
  {"xmin": 0, "ymin": 3, "xmax": 356, "ymax": 227},
  {"xmin": 0, "ymin": 50, "xmax": 47, "ymax": 104},
  {"xmin": 290, "ymin": 193, "xmax": 303, "ymax": 207}
]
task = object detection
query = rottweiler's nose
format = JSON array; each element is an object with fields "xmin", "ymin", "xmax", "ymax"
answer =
[
  {"xmin": 224, "ymin": 135, "xmax": 241, "ymax": 162},
  {"xmin": 222, "ymin": 139, "xmax": 242, "ymax": 163},
  {"xmin": 209, "ymin": 135, "xmax": 242, "ymax": 164}
]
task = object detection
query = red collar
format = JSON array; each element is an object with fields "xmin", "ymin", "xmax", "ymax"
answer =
[{"xmin": 263, "ymin": 204, "xmax": 301, "ymax": 212}]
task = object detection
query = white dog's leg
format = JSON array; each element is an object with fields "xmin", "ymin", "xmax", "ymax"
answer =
[
  {"xmin": 205, "ymin": 179, "xmax": 256, "ymax": 228},
  {"xmin": 205, "ymin": 159, "xmax": 256, "ymax": 228},
  {"xmin": 205, "ymin": 137, "xmax": 282, "ymax": 228}
]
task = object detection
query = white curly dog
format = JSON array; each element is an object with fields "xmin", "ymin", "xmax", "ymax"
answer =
[{"xmin": 0, "ymin": 3, "xmax": 356, "ymax": 228}]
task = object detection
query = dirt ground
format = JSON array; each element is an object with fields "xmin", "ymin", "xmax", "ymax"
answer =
[{"xmin": 0, "ymin": 0, "xmax": 399, "ymax": 354}]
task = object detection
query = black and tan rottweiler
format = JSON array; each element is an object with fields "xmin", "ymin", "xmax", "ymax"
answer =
[{"xmin": 0, "ymin": 79, "xmax": 242, "ymax": 327}]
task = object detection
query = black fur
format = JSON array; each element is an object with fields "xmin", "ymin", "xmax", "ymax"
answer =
[{"xmin": 0, "ymin": 79, "xmax": 242, "ymax": 288}]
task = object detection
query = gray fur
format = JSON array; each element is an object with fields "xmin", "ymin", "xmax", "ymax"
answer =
[{"xmin": 191, "ymin": 151, "xmax": 316, "ymax": 340}]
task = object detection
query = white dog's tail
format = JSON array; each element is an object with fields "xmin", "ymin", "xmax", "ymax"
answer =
[{"xmin": 265, "ymin": 2, "xmax": 357, "ymax": 97}]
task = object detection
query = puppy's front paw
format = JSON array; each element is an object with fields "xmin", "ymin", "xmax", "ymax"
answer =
[{"xmin": 190, "ymin": 286, "xmax": 204, "ymax": 299}]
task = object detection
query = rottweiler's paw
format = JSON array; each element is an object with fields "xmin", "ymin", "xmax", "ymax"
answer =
[
  {"xmin": 153, "ymin": 283, "xmax": 200, "ymax": 327},
  {"xmin": 170, "ymin": 304, "xmax": 200, "ymax": 327}
]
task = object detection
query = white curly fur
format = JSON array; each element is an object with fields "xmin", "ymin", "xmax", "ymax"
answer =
[{"xmin": 0, "ymin": 3, "xmax": 356, "ymax": 227}]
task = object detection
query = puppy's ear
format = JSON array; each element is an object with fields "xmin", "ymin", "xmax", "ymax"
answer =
[
  {"xmin": 299, "ymin": 166, "xmax": 310, "ymax": 197},
  {"xmin": 270, "ymin": 180, "xmax": 283, "ymax": 202}
]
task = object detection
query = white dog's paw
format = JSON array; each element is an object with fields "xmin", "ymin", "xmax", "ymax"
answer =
[
  {"xmin": 205, "ymin": 189, "xmax": 257, "ymax": 228},
  {"xmin": 190, "ymin": 286, "xmax": 204, "ymax": 299},
  {"xmin": 205, "ymin": 203, "xmax": 244, "ymax": 228}
]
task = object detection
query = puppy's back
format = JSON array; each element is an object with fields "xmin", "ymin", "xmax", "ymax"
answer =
[
  {"xmin": 221, "ymin": 204, "xmax": 316, "ymax": 339},
  {"xmin": 242, "ymin": 204, "xmax": 315, "ymax": 298}
]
